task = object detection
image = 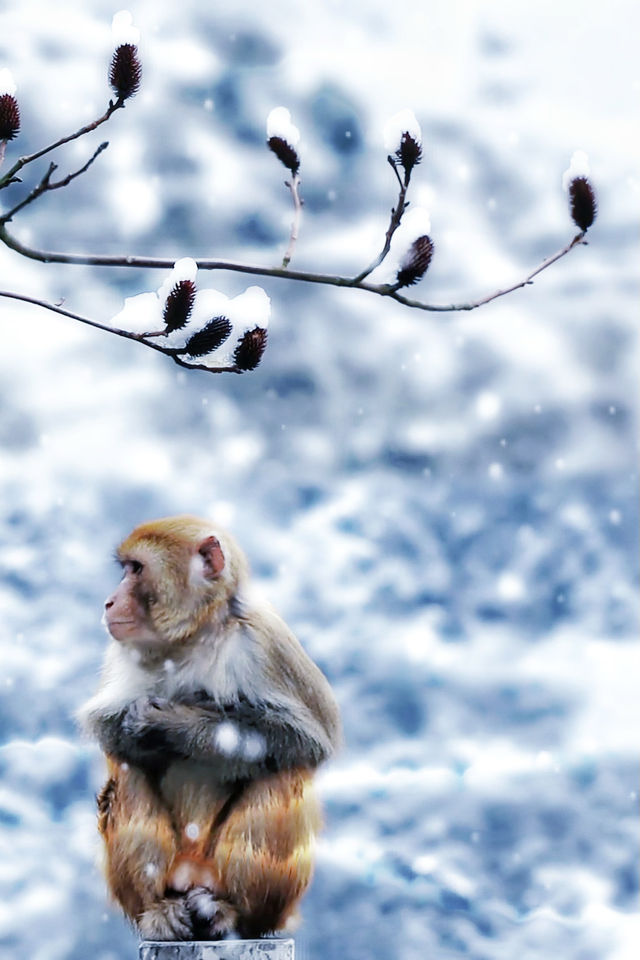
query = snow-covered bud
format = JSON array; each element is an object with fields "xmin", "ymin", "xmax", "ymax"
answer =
[
  {"xmin": 397, "ymin": 132, "xmax": 422, "ymax": 178},
  {"xmin": 384, "ymin": 109, "xmax": 422, "ymax": 182},
  {"xmin": 185, "ymin": 316, "xmax": 232, "ymax": 358},
  {"xmin": 267, "ymin": 107, "xmax": 300, "ymax": 175},
  {"xmin": 396, "ymin": 235, "xmax": 434, "ymax": 288},
  {"xmin": 163, "ymin": 280, "xmax": 196, "ymax": 333},
  {"xmin": 0, "ymin": 70, "xmax": 19, "ymax": 142},
  {"xmin": 562, "ymin": 152, "xmax": 596, "ymax": 232},
  {"xmin": 568, "ymin": 177, "xmax": 597, "ymax": 233},
  {"xmin": 233, "ymin": 326, "xmax": 268, "ymax": 371},
  {"xmin": 110, "ymin": 44, "xmax": 142, "ymax": 101}
]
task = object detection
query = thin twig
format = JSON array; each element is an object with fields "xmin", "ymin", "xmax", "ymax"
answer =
[
  {"xmin": 1, "ymin": 142, "xmax": 109, "ymax": 222},
  {"xmin": 0, "ymin": 288, "xmax": 148, "ymax": 340},
  {"xmin": 1, "ymin": 161, "xmax": 56, "ymax": 222},
  {"xmin": 0, "ymin": 289, "xmax": 241, "ymax": 374},
  {"xmin": 0, "ymin": 223, "xmax": 588, "ymax": 313},
  {"xmin": 0, "ymin": 99, "xmax": 122, "ymax": 190},
  {"xmin": 282, "ymin": 173, "xmax": 302, "ymax": 269},
  {"xmin": 353, "ymin": 157, "xmax": 409, "ymax": 283},
  {"xmin": 388, "ymin": 232, "xmax": 588, "ymax": 312}
]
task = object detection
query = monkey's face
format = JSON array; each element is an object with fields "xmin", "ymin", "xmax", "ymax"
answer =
[
  {"xmin": 104, "ymin": 558, "xmax": 158, "ymax": 646},
  {"xmin": 106, "ymin": 518, "xmax": 237, "ymax": 648}
]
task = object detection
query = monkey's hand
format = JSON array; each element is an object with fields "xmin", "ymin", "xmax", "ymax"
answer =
[
  {"xmin": 122, "ymin": 696, "xmax": 174, "ymax": 734},
  {"xmin": 95, "ymin": 697, "xmax": 190, "ymax": 772}
]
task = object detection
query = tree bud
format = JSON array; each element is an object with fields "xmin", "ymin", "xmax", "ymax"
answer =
[
  {"xmin": 396, "ymin": 132, "xmax": 422, "ymax": 180},
  {"xmin": 396, "ymin": 235, "xmax": 434, "ymax": 288},
  {"xmin": 568, "ymin": 176, "xmax": 597, "ymax": 233},
  {"xmin": 266, "ymin": 107, "xmax": 301, "ymax": 175},
  {"xmin": 163, "ymin": 280, "xmax": 196, "ymax": 333},
  {"xmin": 0, "ymin": 93, "xmax": 20, "ymax": 141},
  {"xmin": 384, "ymin": 109, "xmax": 422, "ymax": 183},
  {"xmin": 185, "ymin": 317, "xmax": 232, "ymax": 357},
  {"xmin": 233, "ymin": 326, "xmax": 268, "ymax": 371},
  {"xmin": 109, "ymin": 44, "xmax": 142, "ymax": 101},
  {"xmin": 267, "ymin": 137, "xmax": 300, "ymax": 175}
]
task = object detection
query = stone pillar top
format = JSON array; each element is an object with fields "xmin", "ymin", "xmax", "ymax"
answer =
[{"xmin": 139, "ymin": 940, "xmax": 295, "ymax": 960}]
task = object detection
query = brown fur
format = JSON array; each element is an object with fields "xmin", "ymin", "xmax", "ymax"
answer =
[{"xmin": 99, "ymin": 758, "xmax": 321, "ymax": 936}]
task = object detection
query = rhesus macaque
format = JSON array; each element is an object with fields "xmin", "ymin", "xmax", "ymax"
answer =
[{"xmin": 79, "ymin": 515, "xmax": 341, "ymax": 941}]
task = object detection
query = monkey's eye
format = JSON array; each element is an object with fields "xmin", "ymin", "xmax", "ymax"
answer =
[{"xmin": 129, "ymin": 559, "xmax": 144, "ymax": 575}]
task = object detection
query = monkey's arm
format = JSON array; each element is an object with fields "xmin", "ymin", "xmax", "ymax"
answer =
[{"xmin": 105, "ymin": 691, "xmax": 333, "ymax": 781}]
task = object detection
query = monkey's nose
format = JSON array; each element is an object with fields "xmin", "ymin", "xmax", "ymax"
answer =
[{"xmin": 105, "ymin": 598, "xmax": 115, "ymax": 610}]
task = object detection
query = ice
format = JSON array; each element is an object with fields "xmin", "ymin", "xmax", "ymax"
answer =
[
  {"xmin": 383, "ymin": 108, "xmax": 422, "ymax": 151},
  {"xmin": 393, "ymin": 205, "xmax": 432, "ymax": 246},
  {"xmin": 562, "ymin": 150, "xmax": 591, "ymax": 191},
  {"xmin": 266, "ymin": 106, "xmax": 300, "ymax": 146},
  {"xmin": 0, "ymin": 68, "xmax": 16, "ymax": 96},
  {"xmin": 111, "ymin": 10, "xmax": 140, "ymax": 46},
  {"xmin": 226, "ymin": 286, "xmax": 271, "ymax": 332},
  {"xmin": 110, "ymin": 291, "xmax": 162, "ymax": 334}
]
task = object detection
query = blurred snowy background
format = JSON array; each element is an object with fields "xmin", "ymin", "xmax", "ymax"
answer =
[{"xmin": 0, "ymin": 1, "xmax": 638, "ymax": 958}]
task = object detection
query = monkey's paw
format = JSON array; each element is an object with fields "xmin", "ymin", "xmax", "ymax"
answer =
[
  {"xmin": 123, "ymin": 697, "xmax": 171, "ymax": 734},
  {"xmin": 138, "ymin": 897, "xmax": 192, "ymax": 941},
  {"xmin": 185, "ymin": 886, "xmax": 238, "ymax": 939}
]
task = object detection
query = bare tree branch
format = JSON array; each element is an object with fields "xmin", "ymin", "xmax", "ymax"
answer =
[
  {"xmin": 353, "ymin": 156, "xmax": 410, "ymax": 283},
  {"xmin": 1, "ymin": 142, "xmax": 108, "ymax": 222},
  {"xmin": 0, "ymin": 60, "xmax": 596, "ymax": 375},
  {"xmin": 0, "ymin": 289, "xmax": 241, "ymax": 374},
  {"xmin": 0, "ymin": 99, "xmax": 122, "ymax": 190},
  {"xmin": 388, "ymin": 232, "xmax": 588, "ymax": 311},
  {"xmin": 0, "ymin": 220, "xmax": 589, "ymax": 313}
]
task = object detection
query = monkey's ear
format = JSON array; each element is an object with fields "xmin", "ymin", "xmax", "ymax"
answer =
[{"xmin": 198, "ymin": 536, "xmax": 225, "ymax": 579}]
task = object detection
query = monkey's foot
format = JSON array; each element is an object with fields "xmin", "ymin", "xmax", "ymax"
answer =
[
  {"xmin": 138, "ymin": 897, "xmax": 192, "ymax": 941},
  {"xmin": 185, "ymin": 886, "xmax": 238, "ymax": 939}
]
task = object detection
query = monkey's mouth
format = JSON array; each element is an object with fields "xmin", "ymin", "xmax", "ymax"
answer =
[{"xmin": 106, "ymin": 618, "xmax": 137, "ymax": 637}]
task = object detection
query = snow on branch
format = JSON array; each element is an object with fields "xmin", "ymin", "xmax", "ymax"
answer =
[{"xmin": 0, "ymin": 17, "xmax": 597, "ymax": 376}]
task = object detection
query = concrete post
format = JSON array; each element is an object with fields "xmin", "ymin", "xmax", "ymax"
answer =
[{"xmin": 139, "ymin": 941, "xmax": 295, "ymax": 960}]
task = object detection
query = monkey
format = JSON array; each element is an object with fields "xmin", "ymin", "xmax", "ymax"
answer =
[{"xmin": 78, "ymin": 515, "xmax": 341, "ymax": 941}]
